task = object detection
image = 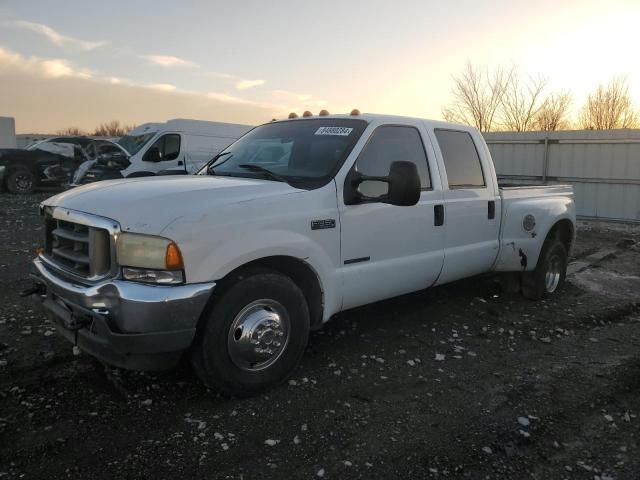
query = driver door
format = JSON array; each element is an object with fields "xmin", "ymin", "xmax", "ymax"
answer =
[
  {"xmin": 141, "ymin": 133, "xmax": 183, "ymax": 173},
  {"xmin": 339, "ymin": 124, "xmax": 445, "ymax": 310}
]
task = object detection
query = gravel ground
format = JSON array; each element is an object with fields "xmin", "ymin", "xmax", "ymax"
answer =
[{"xmin": 0, "ymin": 192, "xmax": 639, "ymax": 480}]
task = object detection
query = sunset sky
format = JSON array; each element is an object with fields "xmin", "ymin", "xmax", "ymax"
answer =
[{"xmin": 1, "ymin": 0, "xmax": 639, "ymax": 133}]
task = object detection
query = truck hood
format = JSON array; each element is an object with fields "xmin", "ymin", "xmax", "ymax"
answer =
[{"xmin": 44, "ymin": 175, "xmax": 302, "ymax": 234}]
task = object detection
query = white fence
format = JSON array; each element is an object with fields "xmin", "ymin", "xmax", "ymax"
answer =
[{"xmin": 484, "ymin": 129, "xmax": 640, "ymax": 223}]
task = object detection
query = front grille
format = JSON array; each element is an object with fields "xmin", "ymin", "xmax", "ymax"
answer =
[{"xmin": 45, "ymin": 217, "xmax": 111, "ymax": 278}]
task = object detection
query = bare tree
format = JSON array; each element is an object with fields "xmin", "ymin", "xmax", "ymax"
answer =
[
  {"xmin": 534, "ymin": 92, "xmax": 572, "ymax": 131},
  {"xmin": 442, "ymin": 62, "xmax": 513, "ymax": 132},
  {"xmin": 92, "ymin": 120, "xmax": 136, "ymax": 137},
  {"xmin": 578, "ymin": 77, "xmax": 638, "ymax": 129},
  {"xmin": 56, "ymin": 126, "xmax": 86, "ymax": 136},
  {"xmin": 499, "ymin": 72, "xmax": 547, "ymax": 131}
]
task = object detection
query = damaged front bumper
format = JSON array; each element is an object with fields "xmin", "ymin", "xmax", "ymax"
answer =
[{"xmin": 30, "ymin": 257, "xmax": 215, "ymax": 370}]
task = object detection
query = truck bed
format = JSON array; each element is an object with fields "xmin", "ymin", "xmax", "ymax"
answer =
[{"xmin": 499, "ymin": 183, "xmax": 574, "ymax": 200}]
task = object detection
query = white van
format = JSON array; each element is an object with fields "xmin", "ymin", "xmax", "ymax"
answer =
[{"xmin": 72, "ymin": 119, "xmax": 252, "ymax": 185}]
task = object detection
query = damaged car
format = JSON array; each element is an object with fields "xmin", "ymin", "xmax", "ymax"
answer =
[
  {"xmin": 70, "ymin": 119, "xmax": 252, "ymax": 186},
  {"xmin": 0, "ymin": 137, "xmax": 122, "ymax": 194}
]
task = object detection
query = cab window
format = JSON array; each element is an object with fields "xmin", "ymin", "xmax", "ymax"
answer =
[
  {"xmin": 144, "ymin": 134, "xmax": 181, "ymax": 162},
  {"xmin": 434, "ymin": 129, "xmax": 485, "ymax": 188},
  {"xmin": 354, "ymin": 125, "xmax": 431, "ymax": 197}
]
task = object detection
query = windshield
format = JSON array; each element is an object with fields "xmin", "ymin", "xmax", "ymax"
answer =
[
  {"xmin": 199, "ymin": 119, "xmax": 367, "ymax": 187},
  {"xmin": 117, "ymin": 132, "xmax": 156, "ymax": 156}
]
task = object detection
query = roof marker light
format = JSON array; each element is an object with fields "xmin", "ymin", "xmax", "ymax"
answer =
[
  {"xmin": 319, "ymin": 110, "xmax": 330, "ymax": 116},
  {"xmin": 302, "ymin": 111, "xmax": 313, "ymax": 117},
  {"xmin": 288, "ymin": 112, "xmax": 298, "ymax": 119},
  {"xmin": 350, "ymin": 109, "xmax": 361, "ymax": 116}
]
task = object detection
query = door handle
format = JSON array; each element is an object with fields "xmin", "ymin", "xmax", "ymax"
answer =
[
  {"xmin": 488, "ymin": 200, "xmax": 495, "ymax": 220},
  {"xmin": 434, "ymin": 204, "xmax": 444, "ymax": 226},
  {"xmin": 178, "ymin": 160, "xmax": 184, "ymax": 166}
]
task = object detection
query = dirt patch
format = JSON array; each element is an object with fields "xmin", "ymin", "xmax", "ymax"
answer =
[{"xmin": 1, "ymin": 193, "xmax": 639, "ymax": 479}]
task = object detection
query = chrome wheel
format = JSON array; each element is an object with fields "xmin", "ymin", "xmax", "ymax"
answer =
[
  {"xmin": 544, "ymin": 254, "xmax": 562, "ymax": 293},
  {"xmin": 227, "ymin": 299, "xmax": 290, "ymax": 372}
]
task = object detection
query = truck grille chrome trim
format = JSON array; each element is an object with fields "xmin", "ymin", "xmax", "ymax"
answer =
[{"xmin": 42, "ymin": 207, "xmax": 120, "ymax": 283}]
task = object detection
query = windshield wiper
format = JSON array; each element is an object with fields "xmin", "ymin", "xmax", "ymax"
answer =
[
  {"xmin": 205, "ymin": 151, "xmax": 232, "ymax": 175},
  {"xmin": 238, "ymin": 164, "xmax": 288, "ymax": 183}
]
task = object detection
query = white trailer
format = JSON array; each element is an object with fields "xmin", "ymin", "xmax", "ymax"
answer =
[{"xmin": 0, "ymin": 117, "xmax": 17, "ymax": 149}]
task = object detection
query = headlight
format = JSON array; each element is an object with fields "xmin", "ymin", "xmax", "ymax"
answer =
[{"xmin": 117, "ymin": 233, "xmax": 184, "ymax": 284}]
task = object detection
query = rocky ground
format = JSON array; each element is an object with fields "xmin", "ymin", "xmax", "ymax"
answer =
[{"xmin": 0, "ymin": 192, "xmax": 639, "ymax": 479}]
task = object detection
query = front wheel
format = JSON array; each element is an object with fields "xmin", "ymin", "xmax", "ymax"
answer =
[
  {"xmin": 191, "ymin": 271, "xmax": 310, "ymax": 397},
  {"xmin": 522, "ymin": 239, "xmax": 568, "ymax": 300}
]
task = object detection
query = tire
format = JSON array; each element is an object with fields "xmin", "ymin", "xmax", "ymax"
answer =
[
  {"xmin": 6, "ymin": 169, "xmax": 35, "ymax": 194},
  {"xmin": 191, "ymin": 271, "xmax": 310, "ymax": 397},
  {"xmin": 521, "ymin": 239, "xmax": 568, "ymax": 300}
]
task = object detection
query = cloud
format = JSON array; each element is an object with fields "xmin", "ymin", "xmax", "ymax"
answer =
[
  {"xmin": 236, "ymin": 79, "xmax": 265, "ymax": 90},
  {"xmin": 207, "ymin": 92, "xmax": 255, "ymax": 105},
  {"xmin": 0, "ymin": 45, "xmax": 307, "ymax": 132},
  {"xmin": 41, "ymin": 59, "xmax": 92, "ymax": 79},
  {"xmin": 147, "ymin": 83, "xmax": 177, "ymax": 92},
  {"xmin": 8, "ymin": 20, "xmax": 108, "ymax": 51},
  {"xmin": 0, "ymin": 46, "xmax": 94, "ymax": 79},
  {"xmin": 208, "ymin": 72, "xmax": 266, "ymax": 91},
  {"xmin": 108, "ymin": 76, "xmax": 134, "ymax": 85},
  {"xmin": 144, "ymin": 54, "xmax": 198, "ymax": 68},
  {"xmin": 207, "ymin": 71, "xmax": 235, "ymax": 80}
]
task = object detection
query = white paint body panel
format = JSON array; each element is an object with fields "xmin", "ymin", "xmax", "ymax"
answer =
[{"xmin": 42, "ymin": 114, "xmax": 576, "ymax": 323}]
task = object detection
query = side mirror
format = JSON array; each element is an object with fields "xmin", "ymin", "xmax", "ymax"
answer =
[
  {"xmin": 344, "ymin": 160, "xmax": 421, "ymax": 206},
  {"xmin": 386, "ymin": 161, "xmax": 421, "ymax": 206},
  {"xmin": 144, "ymin": 146, "xmax": 161, "ymax": 162}
]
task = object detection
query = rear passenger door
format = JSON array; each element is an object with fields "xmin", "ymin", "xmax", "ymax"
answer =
[{"xmin": 431, "ymin": 129, "xmax": 500, "ymax": 284}]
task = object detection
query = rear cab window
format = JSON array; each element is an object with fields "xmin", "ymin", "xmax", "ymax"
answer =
[{"xmin": 434, "ymin": 129, "xmax": 485, "ymax": 189}]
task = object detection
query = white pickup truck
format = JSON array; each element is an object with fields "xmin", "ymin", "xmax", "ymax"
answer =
[{"xmin": 28, "ymin": 113, "xmax": 575, "ymax": 396}]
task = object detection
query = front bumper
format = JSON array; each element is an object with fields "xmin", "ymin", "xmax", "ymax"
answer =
[{"xmin": 30, "ymin": 257, "xmax": 215, "ymax": 370}]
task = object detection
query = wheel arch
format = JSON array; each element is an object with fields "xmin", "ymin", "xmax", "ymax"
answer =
[
  {"xmin": 528, "ymin": 217, "xmax": 575, "ymax": 270},
  {"xmin": 199, "ymin": 255, "xmax": 325, "ymax": 332},
  {"xmin": 546, "ymin": 218, "xmax": 575, "ymax": 255}
]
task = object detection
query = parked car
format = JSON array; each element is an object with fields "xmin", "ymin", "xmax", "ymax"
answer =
[
  {"xmin": 0, "ymin": 136, "xmax": 115, "ymax": 194},
  {"xmin": 27, "ymin": 113, "xmax": 575, "ymax": 396},
  {"xmin": 71, "ymin": 119, "xmax": 252, "ymax": 185}
]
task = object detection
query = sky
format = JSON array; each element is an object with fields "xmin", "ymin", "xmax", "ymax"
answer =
[{"xmin": 0, "ymin": 0, "xmax": 639, "ymax": 133}]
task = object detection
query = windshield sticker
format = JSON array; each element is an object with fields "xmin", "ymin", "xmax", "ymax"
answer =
[{"xmin": 314, "ymin": 126, "xmax": 353, "ymax": 136}]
